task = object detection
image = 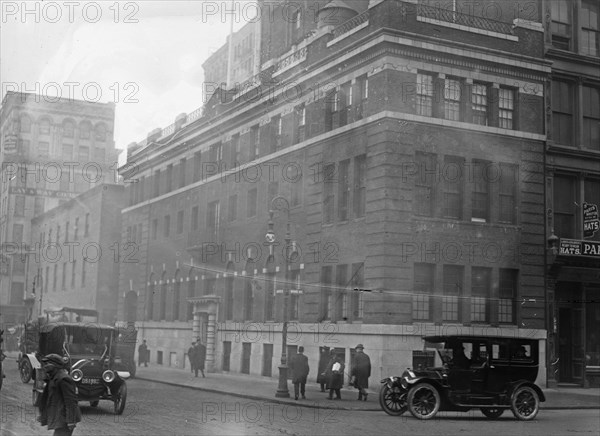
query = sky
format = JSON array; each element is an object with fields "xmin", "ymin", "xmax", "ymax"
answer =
[{"xmin": 1, "ymin": 0, "xmax": 255, "ymax": 164}]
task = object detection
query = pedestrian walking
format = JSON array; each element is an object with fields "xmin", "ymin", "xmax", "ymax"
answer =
[
  {"xmin": 187, "ymin": 342, "xmax": 196, "ymax": 374},
  {"xmin": 194, "ymin": 340, "xmax": 206, "ymax": 378},
  {"xmin": 316, "ymin": 347, "xmax": 330, "ymax": 392},
  {"xmin": 326, "ymin": 353, "xmax": 345, "ymax": 400},
  {"xmin": 138, "ymin": 340, "xmax": 149, "ymax": 367},
  {"xmin": 36, "ymin": 354, "xmax": 81, "ymax": 436},
  {"xmin": 350, "ymin": 344, "xmax": 371, "ymax": 401},
  {"xmin": 289, "ymin": 346, "xmax": 310, "ymax": 400}
]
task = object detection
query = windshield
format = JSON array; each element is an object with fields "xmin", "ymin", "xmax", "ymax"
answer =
[{"xmin": 65, "ymin": 326, "xmax": 113, "ymax": 357}]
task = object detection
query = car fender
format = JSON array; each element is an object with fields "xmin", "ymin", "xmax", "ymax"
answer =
[
  {"xmin": 509, "ymin": 380, "xmax": 546, "ymax": 402},
  {"xmin": 408, "ymin": 377, "xmax": 445, "ymax": 392},
  {"xmin": 24, "ymin": 353, "xmax": 42, "ymax": 370}
]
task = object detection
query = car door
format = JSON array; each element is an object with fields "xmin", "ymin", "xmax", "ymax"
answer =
[{"xmin": 486, "ymin": 339, "xmax": 511, "ymax": 393}]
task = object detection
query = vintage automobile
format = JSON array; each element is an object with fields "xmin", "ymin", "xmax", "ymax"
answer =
[
  {"xmin": 31, "ymin": 322, "xmax": 129, "ymax": 415},
  {"xmin": 380, "ymin": 335, "xmax": 545, "ymax": 421}
]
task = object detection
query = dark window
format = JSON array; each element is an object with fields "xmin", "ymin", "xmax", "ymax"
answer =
[
  {"xmin": 472, "ymin": 160, "xmax": 490, "ymax": 222},
  {"xmin": 350, "ymin": 262, "xmax": 364, "ymax": 320},
  {"xmin": 471, "ymin": 267, "xmax": 491, "ymax": 323},
  {"xmin": 179, "ymin": 158, "xmax": 186, "ymax": 188},
  {"xmin": 323, "ymin": 163, "xmax": 335, "ymax": 224},
  {"xmin": 581, "ymin": 0, "xmax": 600, "ymax": 56},
  {"xmin": 166, "ymin": 164, "xmax": 173, "ymax": 192},
  {"xmin": 294, "ymin": 105, "xmax": 306, "ymax": 144},
  {"xmin": 443, "ymin": 78, "xmax": 462, "ymax": 121},
  {"xmin": 191, "ymin": 206, "xmax": 199, "ymax": 231},
  {"xmin": 39, "ymin": 119, "xmax": 51, "ymax": 135},
  {"xmin": 247, "ymin": 188, "xmax": 257, "ymax": 218},
  {"xmin": 338, "ymin": 159, "xmax": 350, "ymax": 220},
  {"xmin": 154, "ymin": 169, "xmax": 160, "ymax": 197},
  {"xmin": 413, "ymin": 263, "xmax": 434, "ymax": 321},
  {"xmin": 176, "ymin": 210, "xmax": 184, "ymax": 234},
  {"xmin": 34, "ymin": 197, "xmax": 44, "ymax": 216},
  {"xmin": 443, "ymin": 265, "xmax": 463, "ymax": 322},
  {"xmin": 472, "ymin": 83, "xmax": 488, "ymax": 125},
  {"xmin": 249, "ymin": 126, "xmax": 260, "ymax": 160},
  {"xmin": 207, "ymin": 201, "xmax": 220, "ymax": 237},
  {"xmin": 164, "ymin": 215, "xmax": 170, "ymax": 238},
  {"xmin": 415, "ymin": 152, "xmax": 436, "ymax": 217},
  {"xmin": 499, "ymin": 269, "xmax": 517, "ymax": 324},
  {"xmin": 553, "ymin": 174, "xmax": 577, "ymax": 238},
  {"xmin": 290, "ymin": 169, "xmax": 303, "ymax": 207},
  {"xmin": 499, "ymin": 164, "xmax": 517, "ymax": 223},
  {"xmin": 551, "ymin": 0, "xmax": 572, "ymax": 49},
  {"xmin": 498, "ymin": 88, "xmax": 514, "ymax": 129},
  {"xmin": 334, "ymin": 264, "xmax": 347, "ymax": 320},
  {"xmin": 228, "ymin": 195, "xmax": 237, "ymax": 222},
  {"xmin": 230, "ymin": 134, "xmax": 240, "ymax": 167},
  {"xmin": 193, "ymin": 151, "xmax": 202, "ymax": 182},
  {"xmin": 270, "ymin": 117, "xmax": 281, "ymax": 153},
  {"xmin": 14, "ymin": 195, "xmax": 25, "ymax": 216},
  {"xmin": 582, "ymin": 86, "xmax": 600, "ymax": 151},
  {"xmin": 63, "ymin": 121, "xmax": 74, "ymax": 138},
  {"xmin": 353, "ymin": 155, "xmax": 366, "ymax": 218},
  {"xmin": 320, "ymin": 266, "xmax": 333, "ymax": 320},
  {"xmin": 443, "ymin": 156, "xmax": 464, "ymax": 219},
  {"xmin": 152, "ymin": 219, "xmax": 158, "ymax": 240},
  {"xmin": 417, "ymin": 73, "xmax": 434, "ymax": 116},
  {"xmin": 552, "ymin": 80, "xmax": 574, "ymax": 145},
  {"xmin": 356, "ymin": 75, "xmax": 368, "ymax": 119}
]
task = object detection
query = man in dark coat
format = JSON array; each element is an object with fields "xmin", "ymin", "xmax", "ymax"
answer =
[
  {"xmin": 351, "ymin": 344, "xmax": 371, "ymax": 401},
  {"xmin": 289, "ymin": 346, "xmax": 310, "ymax": 400},
  {"xmin": 138, "ymin": 340, "xmax": 148, "ymax": 367},
  {"xmin": 326, "ymin": 353, "xmax": 345, "ymax": 400},
  {"xmin": 37, "ymin": 353, "xmax": 81, "ymax": 436},
  {"xmin": 194, "ymin": 340, "xmax": 206, "ymax": 378},
  {"xmin": 187, "ymin": 342, "xmax": 196, "ymax": 374},
  {"xmin": 316, "ymin": 347, "xmax": 330, "ymax": 392}
]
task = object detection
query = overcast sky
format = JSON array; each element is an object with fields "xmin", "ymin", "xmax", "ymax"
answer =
[{"xmin": 1, "ymin": 1, "xmax": 255, "ymax": 163}]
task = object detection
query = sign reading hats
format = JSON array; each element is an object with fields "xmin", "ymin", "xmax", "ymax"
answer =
[{"xmin": 583, "ymin": 202, "xmax": 599, "ymax": 238}]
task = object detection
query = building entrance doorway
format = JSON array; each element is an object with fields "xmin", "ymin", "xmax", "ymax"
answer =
[{"xmin": 557, "ymin": 284, "xmax": 585, "ymax": 385}]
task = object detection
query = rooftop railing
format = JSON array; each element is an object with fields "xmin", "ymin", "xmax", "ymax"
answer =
[
  {"xmin": 332, "ymin": 9, "xmax": 370, "ymax": 40},
  {"xmin": 417, "ymin": 2, "xmax": 514, "ymax": 35}
]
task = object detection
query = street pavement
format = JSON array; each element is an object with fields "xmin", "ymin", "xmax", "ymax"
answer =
[{"xmin": 132, "ymin": 363, "xmax": 600, "ymax": 411}]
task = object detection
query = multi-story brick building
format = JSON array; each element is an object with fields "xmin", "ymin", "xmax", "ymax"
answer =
[
  {"xmin": 119, "ymin": 0, "xmax": 549, "ymax": 384},
  {"xmin": 27, "ymin": 183, "xmax": 125, "ymax": 324},
  {"xmin": 0, "ymin": 91, "xmax": 118, "ymax": 325},
  {"xmin": 542, "ymin": 0, "xmax": 600, "ymax": 387}
]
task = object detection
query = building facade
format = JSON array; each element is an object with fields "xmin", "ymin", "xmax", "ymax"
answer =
[
  {"xmin": 543, "ymin": 0, "xmax": 600, "ymax": 387},
  {"xmin": 119, "ymin": 0, "xmax": 549, "ymax": 384},
  {"xmin": 27, "ymin": 183, "xmax": 125, "ymax": 325},
  {"xmin": 0, "ymin": 91, "xmax": 118, "ymax": 325}
]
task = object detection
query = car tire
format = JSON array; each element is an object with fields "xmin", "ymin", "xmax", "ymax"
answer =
[
  {"xmin": 114, "ymin": 382, "xmax": 127, "ymax": 415},
  {"xmin": 481, "ymin": 408, "xmax": 504, "ymax": 419},
  {"xmin": 19, "ymin": 359, "xmax": 33, "ymax": 384},
  {"xmin": 407, "ymin": 383, "xmax": 440, "ymax": 420},
  {"xmin": 510, "ymin": 386, "xmax": 539, "ymax": 421},
  {"xmin": 379, "ymin": 384, "xmax": 407, "ymax": 416},
  {"xmin": 90, "ymin": 400, "xmax": 99, "ymax": 407}
]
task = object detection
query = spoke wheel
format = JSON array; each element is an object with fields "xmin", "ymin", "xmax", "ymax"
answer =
[
  {"xmin": 511, "ymin": 386, "xmax": 539, "ymax": 421},
  {"xmin": 481, "ymin": 408, "xmax": 504, "ymax": 419},
  {"xmin": 407, "ymin": 383, "xmax": 440, "ymax": 420},
  {"xmin": 379, "ymin": 384, "xmax": 407, "ymax": 416},
  {"xmin": 19, "ymin": 359, "xmax": 33, "ymax": 383},
  {"xmin": 113, "ymin": 382, "xmax": 127, "ymax": 415}
]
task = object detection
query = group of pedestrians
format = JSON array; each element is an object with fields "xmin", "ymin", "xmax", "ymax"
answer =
[
  {"xmin": 187, "ymin": 340, "xmax": 207, "ymax": 378},
  {"xmin": 291, "ymin": 344, "xmax": 371, "ymax": 401}
]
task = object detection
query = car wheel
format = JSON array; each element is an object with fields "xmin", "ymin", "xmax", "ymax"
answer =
[
  {"xmin": 19, "ymin": 359, "xmax": 32, "ymax": 384},
  {"xmin": 481, "ymin": 408, "xmax": 504, "ymax": 419},
  {"xmin": 511, "ymin": 386, "xmax": 539, "ymax": 421},
  {"xmin": 407, "ymin": 383, "xmax": 440, "ymax": 420},
  {"xmin": 90, "ymin": 400, "xmax": 99, "ymax": 407},
  {"xmin": 379, "ymin": 384, "xmax": 407, "ymax": 416},
  {"xmin": 114, "ymin": 382, "xmax": 127, "ymax": 415}
]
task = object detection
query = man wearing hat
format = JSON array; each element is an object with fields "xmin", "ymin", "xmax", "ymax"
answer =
[
  {"xmin": 289, "ymin": 346, "xmax": 310, "ymax": 400},
  {"xmin": 351, "ymin": 344, "xmax": 371, "ymax": 401},
  {"xmin": 37, "ymin": 354, "xmax": 81, "ymax": 435}
]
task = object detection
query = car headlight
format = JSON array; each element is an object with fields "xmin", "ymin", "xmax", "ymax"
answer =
[
  {"xmin": 70, "ymin": 369, "xmax": 83, "ymax": 382},
  {"xmin": 408, "ymin": 369, "xmax": 416, "ymax": 378},
  {"xmin": 102, "ymin": 370, "xmax": 115, "ymax": 383}
]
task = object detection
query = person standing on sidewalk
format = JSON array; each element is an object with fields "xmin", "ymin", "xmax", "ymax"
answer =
[
  {"xmin": 316, "ymin": 347, "xmax": 330, "ymax": 392},
  {"xmin": 326, "ymin": 353, "xmax": 345, "ymax": 400},
  {"xmin": 37, "ymin": 354, "xmax": 81, "ymax": 436},
  {"xmin": 194, "ymin": 340, "xmax": 206, "ymax": 378},
  {"xmin": 187, "ymin": 342, "xmax": 196, "ymax": 374},
  {"xmin": 351, "ymin": 344, "xmax": 371, "ymax": 401},
  {"xmin": 289, "ymin": 346, "xmax": 310, "ymax": 400},
  {"xmin": 138, "ymin": 340, "xmax": 148, "ymax": 367}
]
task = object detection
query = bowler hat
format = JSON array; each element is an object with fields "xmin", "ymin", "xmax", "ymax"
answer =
[
  {"xmin": 355, "ymin": 344, "xmax": 364, "ymax": 350},
  {"xmin": 42, "ymin": 353, "xmax": 68, "ymax": 367}
]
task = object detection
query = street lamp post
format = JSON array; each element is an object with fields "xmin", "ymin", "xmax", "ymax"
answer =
[{"xmin": 266, "ymin": 196, "xmax": 292, "ymax": 398}]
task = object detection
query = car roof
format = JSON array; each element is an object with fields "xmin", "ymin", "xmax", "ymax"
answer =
[
  {"xmin": 423, "ymin": 335, "xmax": 537, "ymax": 343},
  {"xmin": 39, "ymin": 322, "xmax": 117, "ymax": 333}
]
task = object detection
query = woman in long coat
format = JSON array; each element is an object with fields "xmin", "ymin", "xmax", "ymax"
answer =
[
  {"xmin": 326, "ymin": 353, "xmax": 345, "ymax": 400},
  {"xmin": 316, "ymin": 348, "xmax": 331, "ymax": 392}
]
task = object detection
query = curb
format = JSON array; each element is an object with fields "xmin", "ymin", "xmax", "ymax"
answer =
[
  {"xmin": 134, "ymin": 375, "xmax": 378, "ymax": 411},
  {"xmin": 133, "ymin": 375, "xmax": 600, "ymax": 411}
]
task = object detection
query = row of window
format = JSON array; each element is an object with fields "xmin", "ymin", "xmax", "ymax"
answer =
[
  {"xmin": 320, "ymin": 263, "xmax": 365, "ymax": 322},
  {"xmin": 11, "ymin": 167, "xmax": 96, "ymax": 193},
  {"xmin": 38, "ymin": 214, "xmax": 91, "ymax": 247},
  {"xmin": 13, "ymin": 196, "xmax": 44, "ymax": 217},
  {"xmin": 550, "ymin": 0, "xmax": 599, "ymax": 56},
  {"xmin": 17, "ymin": 115, "xmax": 108, "ymax": 141},
  {"xmin": 17, "ymin": 140, "xmax": 108, "ymax": 161},
  {"xmin": 414, "ymin": 153, "xmax": 518, "ymax": 224},
  {"xmin": 413, "ymin": 264, "xmax": 518, "ymax": 325},
  {"xmin": 416, "ymin": 72, "xmax": 516, "ymax": 129},
  {"xmin": 551, "ymin": 80, "xmax": 600, "ymax": 150},
  {"xmin": 35, "ymin": 259, "xmax": 88, "ymax": 294}
]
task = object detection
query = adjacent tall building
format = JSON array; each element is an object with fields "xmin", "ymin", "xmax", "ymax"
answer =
[
  {"xmin": 0, "ymin": 91, "xmax": 118, "ymax": 325},
  {"xmin": 119, "ymin": 0, "xmax": 549, "ymax": 384}
]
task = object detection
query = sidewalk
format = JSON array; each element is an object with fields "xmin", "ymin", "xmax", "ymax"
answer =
[{"xmin": 132, "ymin": 364, "xmax": 600, "ymax": 411}]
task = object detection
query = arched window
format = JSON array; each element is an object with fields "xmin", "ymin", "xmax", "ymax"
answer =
[
  {"xmin": 20, "ymin": 115, "xmax": 31, "ymax": 133},
  {"xmin": 79, "ymin": 121, "xmax": 91, "ymax": 139},
  {"xmin": 39, "ymin": 118, "xmax": 51, "ymax": 135},
  {"xmin": 95, "ymin": 124, "xmax": 107, "ymax": 142},
  {"xmin": 63, "ymin": 120, "xmax": 75, "ymax": 138}
]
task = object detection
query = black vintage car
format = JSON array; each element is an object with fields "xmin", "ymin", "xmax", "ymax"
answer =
[
  {"xmin": 380, "ymin": 335, "xmax": 545, "ymax": 420},
  {"xmin": 32, "ymin": 323, "xmax": 129, "ymax": 415}
]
